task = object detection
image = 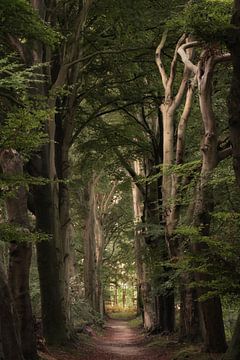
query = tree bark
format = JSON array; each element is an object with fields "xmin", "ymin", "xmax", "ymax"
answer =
[
  {"xmin": 179, "ymin": 276, "xmax": 200, "ymax": 342},
  {"xmin": 224, "ymin": 313, "xmax": 240, "ymax": 360},
  {"xmin": 0, "ymin": 149, "xmax": 37, "ymax": 359},
  {"xmin": 0, "ymin": 262, "xmax": 24, "ymax": 360},
  {"xmin": 191, "ymin": 53, "xmax": 227, "ymax": 353},
  {"xmin": 83, "ymin": 174, "xmax": 106, "ymax": 316},
  {"xmin": 29, "ymin": 148, "xmax": 68, "ymax": 344},
  {"xmin": 156, "ymin": 35, "xmax": 198, "ymax": 337},
  {"xmin": 132, "ymin": 160, "xmax": 157, "ymax": 332},
  {"xmin": 177, "ymin": 40, "xmax": 231, "ymax": 353}
]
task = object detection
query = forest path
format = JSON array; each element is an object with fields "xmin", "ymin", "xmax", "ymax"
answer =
[
  {"xmin": 47, "ymin": 318, "xmax": 171, "ymax": 360},
  {"xmin": 90, "ymin": 317, "xmax": 170, "ymax": 359}
]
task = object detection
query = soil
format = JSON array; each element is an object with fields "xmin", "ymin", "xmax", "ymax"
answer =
[{"xmin": 41, "ymin": 318, "xmax": 172, "ymax": 360}]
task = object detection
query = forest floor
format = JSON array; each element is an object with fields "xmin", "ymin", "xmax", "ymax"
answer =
[{"xmin": 39, "ymin": 317, "xmax": 223, "ymax": 360}]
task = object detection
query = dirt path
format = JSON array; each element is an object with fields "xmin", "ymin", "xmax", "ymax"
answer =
[
  {"xmin": 48, "ymin": 318, "xmax": 171, "ymax": 360},
  {"xmin": 93, "ymin": 318, "xmax": 169, "ymax": 359}
]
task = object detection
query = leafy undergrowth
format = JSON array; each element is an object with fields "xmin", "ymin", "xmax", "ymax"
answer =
[{"xmin": 146, "ymin": 334, "xmax": 223, "ymax": 360}]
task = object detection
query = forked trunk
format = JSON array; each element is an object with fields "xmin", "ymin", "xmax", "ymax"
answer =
[{"xmin": 191, "ymin": 57, "xmax": 227, "ymax": 353}]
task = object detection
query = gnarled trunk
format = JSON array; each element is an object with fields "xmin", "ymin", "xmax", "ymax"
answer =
[{"xmin": 191, "ymin": 55, "xmax": 227, "ymax": 353}]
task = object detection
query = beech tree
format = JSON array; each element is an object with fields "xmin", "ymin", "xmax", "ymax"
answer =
[{"xmin": 2, "ymin": 1, "xmax": 240, "ymax": 359}]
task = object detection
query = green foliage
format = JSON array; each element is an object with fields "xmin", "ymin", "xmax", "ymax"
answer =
[
  {"xmin": 167, "ymin": 0, "xmax": 232, "ymax": 42},
  {"xmin": 0, "ymin": 56, "xmax": 45, "ymax": 92},
  {"xmin": 0, "ymin": 0, "xmax": 58, "ymax": 45},
  {"xmin": 71, "ymin": 298, "xmax": 103, "ymax": 327},
  {"xmin": 0, "ymin": 107, "xmax": 48, "ymax": 156},
  {"xmin": 0, "ymin": 223, "xmax": 49, "ymax": 244}
]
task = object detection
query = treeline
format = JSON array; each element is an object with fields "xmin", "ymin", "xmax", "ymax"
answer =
[{"xmin": 0, "ymin": 1, "xmax": 240, "ymax": 360}]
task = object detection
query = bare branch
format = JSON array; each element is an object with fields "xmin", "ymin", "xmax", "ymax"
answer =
[
  {"xmin": 177, "ymin": 41, "xmax": 199, "ymax": 74},
  {"xmin": 155, "ymin": 30, "xmax": 168, "ymax": 89},
  {"xmin": 213, "ymin": 53, "xmax": 232, "ymax": 65},
  {"xmin": 102, "ymin": 181, "xmax": 118, "ymax": 214},
  {"xmin": 167, "ymin": 34, "xmax": 187, "ymax": 94},
  {"xmin": 176, "ymin": 76, "xmax": 197, "ymax": 164}
]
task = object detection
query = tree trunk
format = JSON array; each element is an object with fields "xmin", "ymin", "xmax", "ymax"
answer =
[
  {"xmin": 0, "ymin": 262, "xmax": 24, "ymax": 360},
  {"xmin": 191, "ymin": 56, "xmax": 227, "ymax": 353},
  {"xmin": 0, "ymin": 149, "xmax": 37, "ymax": 359},
  {"xmin": 131, "ymin": 161, "xmax": 156, "ymax": 331},
  {"xmin": 114, "ymin": 285, "xmax": 118, "ymax": 306},
  {"xmin": 29, "ymin": 147, "xmax": 68, "ymax": 344},
  {"xmin": 224, "ymin": 313, "xmax": 240, "ymax": 360},
  {"xmin": 179, "ymin": 277, "xmax": 200, "ymax": 342},
  {"xmin": 55, "ymin": 114, "xmax": 75, "ymax": 328},
  {"xmin": 156, "ymin": 36, "xmax": 198, "ymax": 338},
  {"xmin": 83, "ymin": 178, "xmax": 98, "ymax": 311},
  {"xmin": 122, "ymin": 287, "xmax": 126, "ymax": 308}
]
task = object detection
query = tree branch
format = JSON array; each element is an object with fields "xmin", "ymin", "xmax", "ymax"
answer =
[
  {"xmin": 213, "ymin": 53, "xmax": 232, "ymax": 65},
  {"xmin": 114, "ymin": 148, "xmax": 145, "ymax": 196},
  {"xmin": 176, "ymin": 75, "xmax": 197, "ymax": 164},
  {"xmin": 177, "ymin": 41, "xmax": 199, "ymax": 74},
  {"xmin": 155, "ymin": 30, "xmax": 168, "ymax": 89},
  {"xmin": 167, "ymin": 33, "xmax": 187, "ymax": 95},
  {"xmin": 65, "ymin": 46, "xmax": 152, "ymax": 68}
]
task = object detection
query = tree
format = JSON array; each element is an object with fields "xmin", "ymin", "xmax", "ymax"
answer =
[
  {"xmin": 0, "ymin": 262, "xmax": 24, "ymax": 360},
  {"xmin": 0, "ymin": 150, "xmax": 37, "ymax": 360}
]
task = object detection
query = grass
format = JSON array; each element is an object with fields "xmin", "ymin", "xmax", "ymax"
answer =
[
  {"xmin": 146, "ymin": 334, "xmax": 222, "ymax": 360},
  {"xmin": 128, "ymin": 316, "xmax": 142, "ymax": 328},
  {"xmin": 108, "ymin": 310, "xmax": 137, "ymax": 320}
]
